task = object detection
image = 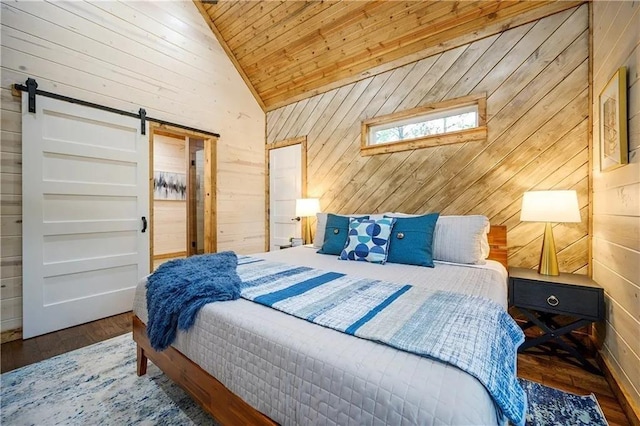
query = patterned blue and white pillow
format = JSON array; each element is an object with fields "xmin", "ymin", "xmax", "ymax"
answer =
[{"xmin": 339, "ymin": 217, "xmax": 396, "ymax": 264}]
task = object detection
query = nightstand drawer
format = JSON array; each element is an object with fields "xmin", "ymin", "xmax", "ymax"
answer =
[{"xmin": 511, "ymin": 279, "xmax": 601, "ymax": 319}]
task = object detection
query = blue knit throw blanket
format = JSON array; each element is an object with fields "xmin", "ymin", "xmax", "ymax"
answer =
[{"xmin": 146, "ymin": 251, "xmax": 241, "ymax": 351}]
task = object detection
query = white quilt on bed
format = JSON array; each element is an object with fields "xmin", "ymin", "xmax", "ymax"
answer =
[{"xmin": 133, "ymin": 247, "xmax": 509, "ymax": 425}]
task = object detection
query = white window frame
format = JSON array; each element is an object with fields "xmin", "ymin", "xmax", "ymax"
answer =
[{"xmin": 360, "ymin": 93, "xmax": 487, "ymax": 156}]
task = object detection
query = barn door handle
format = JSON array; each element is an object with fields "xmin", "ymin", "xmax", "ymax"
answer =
[
  {"xmin": 292, "ymin": 217, "xmax": 301, "ymax": 221},
  {"xmin": 141, "ymin": 216, "xmax": 148, "ymax": 233}
]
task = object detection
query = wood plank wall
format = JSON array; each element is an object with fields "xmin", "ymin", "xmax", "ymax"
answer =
[
  {"xmin": 267, "ymin": 5, "xmax": 590, "ymax": 273},
  {"xmin": 153, "ymin": 135, "xmax": 187, "ymax": 257},
  {"xmin": 0, "ymin": 1, "xmax": 265, "ymax": 334},
  {"xmin": 592, "ymin": 1, "xmax": 640, "ymax": 412}
]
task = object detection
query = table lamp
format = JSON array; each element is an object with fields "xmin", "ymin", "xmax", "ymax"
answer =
[
  {"xmin": 295, "ymin": 198, "xmax": 321, "ymax": 245},
  {"xmin": 520, "ymin": 190, "xmax": 581, "ymax": 276}
]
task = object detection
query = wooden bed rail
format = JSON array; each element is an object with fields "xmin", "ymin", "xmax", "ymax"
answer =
[{"xmin": 132, "ymin": 316, "xmax": 276, "ymax": 425}]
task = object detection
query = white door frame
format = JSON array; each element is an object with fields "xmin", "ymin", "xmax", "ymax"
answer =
[{"xmin": 265, "ymin": 136, "xmax": 307, "ymax": 252}]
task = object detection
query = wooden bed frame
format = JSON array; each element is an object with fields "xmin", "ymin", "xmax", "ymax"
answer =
[{"xmin": 133, "ymin": 225, "xmax": 508, "ymax": 425}]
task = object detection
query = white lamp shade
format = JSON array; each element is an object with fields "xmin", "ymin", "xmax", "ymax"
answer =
[
  {"xmin": 520, "ymin": 190, "xmax": 581, "ymax": 223},
  {"xmin": 295, "ymin": 198, "xmax": 321, "ymax": 217}
]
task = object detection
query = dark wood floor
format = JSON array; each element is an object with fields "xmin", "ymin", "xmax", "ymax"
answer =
[
  {"xmin": 1, "ymin": 311, "xmax": 133, "ymax": 374},
  {"xmin": 0, "ymin": 312, "xmax": 630, "ymax": 425}
]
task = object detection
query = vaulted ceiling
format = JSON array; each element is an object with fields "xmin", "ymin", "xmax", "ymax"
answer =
[{"xmin": 194, "ymin": 1, "xmax": 582, "ymax": 111}]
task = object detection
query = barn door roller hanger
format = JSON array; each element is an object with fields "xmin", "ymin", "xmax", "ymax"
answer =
[{"xmin": 13, "ymin": 77, "xmax": 220, "ymax": 138}]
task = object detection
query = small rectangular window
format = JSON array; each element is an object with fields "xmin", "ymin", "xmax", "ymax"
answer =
[{"xmin": 361, "ymin": 93, "xmax": 487, "ymax": 156}]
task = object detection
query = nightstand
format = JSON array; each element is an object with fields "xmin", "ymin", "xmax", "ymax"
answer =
[{"xmin": 508, "ymin": 267, "xmax": 605, "ymax": 374}]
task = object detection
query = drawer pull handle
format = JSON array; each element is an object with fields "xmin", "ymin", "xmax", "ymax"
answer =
[{"xmin": 547, "ymin": 295, "xmax": 559, "ymax": 307}]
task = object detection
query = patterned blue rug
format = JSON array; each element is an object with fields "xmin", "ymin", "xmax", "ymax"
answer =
[
  {"xmin": 1, "ymin": 333, "xmax": 609, "ymax": 425},
  {"xmin": 519, "ymin": 378, "xmax": 608, "ymax": 426}
]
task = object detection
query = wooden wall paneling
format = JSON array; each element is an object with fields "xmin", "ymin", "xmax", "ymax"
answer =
[
  {"xmin": 294, "ymin": 84, "xmax": 358, "ymax": 164},
  {"xmin": 592, "ymin": 215, "xmax": 640, "ymax": 252},
  {"xmin": 279, "ymin": 96, "xmax": 322, "ymax": 142},
  {"xmin": 3, "ymin": 4, "xmax": 211, "ymax": 112},
  {"xmin": 421, "ymin": 24, "xmax": 533, "ymax": 105},
  {"xmin": 476, "ymin": 121, "xmax": 588, "ymax": 226},
  {"xmin": 602, "ymin": 323, "xmax": 640, "ymax": 397},
  {"xmin": 0, "ymin": 277, "xmax": 21, "ymax": 299},
  {"xmin": 447, "ymin": 8, "xmax": 575, "ymax": 101},
  {"xmin": 306, "ymin": 73, "xmax": 394, "ymax": 177},
  {"xmin": 267, "ymin": 102, "xmax": 296, "ymax": 143},
  {"xmin": 593, "ymin": 261, "xmax": 640, "ymax": 326},
  {"xmin": 343, "ymin": 27, "xmax": 540, "ymax": 213},
  {"xmin": 1, "ymin": 88, "xmax": 20, "ymax": 113},
  {"xmin": 267, "ymin": 6, "xmax": 589, "ymax": 277},
  {"xmin": 341, "ymin": 80, "xmax": 491, "ymax": 212},
  {"xmin": 332, "ymin": 51, "xmax": 471, "ymax": 212},
  {"xmin": 0, "ymin": 131, "xmax": 21, "ymax": 155},
  {"xmin": 593, "ymin": 238, "xmax": 640, "ymax": 287},
  {"xmin": 272, "ymin": 98, "xmax": 310, "ymax": 144},
  {"xmin": 603, "ymin": 297, "xmax": 640, "ymax": 360},
  {"xmin": 0, "ymin": 0, "xmax": 264, "ymax": 336},
  {"xmin": 153, "ymin": 202, "xmax": 187, "ymax": 257},
  {"xmin": 407, "ymin": 62, "xmax": 588, "ymax": 216},
  {"xmin": 313, "ymin": 48, "xmax": 467, "ymax": 207},
  {"xmin": 330, "ymin": 38, "xmax": 495, "ymax": 209},
  {"xmin": 192, "ymin": 2, "xmax": 265, "ymax": 111},
  {"xmin": 444, "ymin": 88, "xmax": 589, "ymax": 217},
  {"xmin": 593, "ymin": 183, "xmax": 640, "ymax": 217}
]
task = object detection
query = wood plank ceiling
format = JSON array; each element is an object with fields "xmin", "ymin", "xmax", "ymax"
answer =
[{"xmin": 195, "ymin": 0, "xmax": 581, "ymax": 111}]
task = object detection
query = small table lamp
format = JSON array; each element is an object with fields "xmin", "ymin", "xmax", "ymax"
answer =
[
  {"xmin": 520, "ymin": 190, "xmax": 581, "ymax": 276},
  {"xmin": 295, "ymin": 198, "xmax": 321, "ymax": 245}
]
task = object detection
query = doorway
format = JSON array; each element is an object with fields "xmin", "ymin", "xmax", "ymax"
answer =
[
  {"xmin": 266, "ymin": 136, "xmax": 307, "ymax": 251},
  {"xmin": 149, "ymin": 125, "xmax": 217, "ymax": 270}
]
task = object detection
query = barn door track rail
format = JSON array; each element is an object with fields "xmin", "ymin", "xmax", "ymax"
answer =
[{"xmin": 13, "ymin": 78, "xmax": 220, "ymax": 138}]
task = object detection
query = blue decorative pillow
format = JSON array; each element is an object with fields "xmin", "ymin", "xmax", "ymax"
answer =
[
  {"xmin": 339, "ymin": 217, "xmax": 396, "ymax": 264},
  {"xmin": 317, "ymin": 214, "xmax": 369, "ymax": 255},
  {"xmin": 384, "ymin": 213, "xmax": 440, "ymax": 267}
]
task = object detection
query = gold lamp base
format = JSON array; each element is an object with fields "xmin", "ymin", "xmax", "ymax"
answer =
[
  {"xmin": 538, "ymin": 222, "xmax": 559, "ymax": 276},
  {"xmin": 302, "ymin": 217, "xmax": 313, "ymax": 245}
]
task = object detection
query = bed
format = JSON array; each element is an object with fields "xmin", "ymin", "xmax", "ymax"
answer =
[{"xmin": 133, "ymin": 224, "xmax": 513, "ymax": 425}]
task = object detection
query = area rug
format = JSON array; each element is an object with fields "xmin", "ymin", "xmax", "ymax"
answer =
[
  {"xmin": 519, "ymin": 378, "xmax": 608, "ymax": 426},
  {"xmin": 1, "ymin": 333, "xmax": 609, "ymax": 425},
  {"xmin": 1, "ymin": 333, "xmax": 216, "ymax": 425}
]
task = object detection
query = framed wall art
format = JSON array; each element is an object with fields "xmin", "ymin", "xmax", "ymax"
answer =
[
  {"xmin": 599, "ymin": 66, "xmax": 628, "ymax": 172},
  {"xmin": 153, "ymin": 171, "xmax": 187, "ymax": 200}
]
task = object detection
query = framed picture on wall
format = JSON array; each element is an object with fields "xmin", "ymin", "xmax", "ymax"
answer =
[
  {"xmin": 153, "ymin": 171, "xmax": 187, "ymax": 200},
  {"xmin": 599, "ymin": 66, "xmax": 628, "ymax": 172}
]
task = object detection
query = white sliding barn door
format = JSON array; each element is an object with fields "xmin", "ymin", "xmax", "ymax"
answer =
[
  {"xmin": 269, "ymin": 144, "xmax": 302, "ymax": 250},
  {"xmin": 22, "ymin": 95, "xmax": 149, "ymax": 339}
]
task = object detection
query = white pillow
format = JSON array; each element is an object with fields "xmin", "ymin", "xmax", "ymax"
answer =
[
  {"xmin": 313, "ymin": 212, "xmax": 391, "ymax": 248},
  {"xmin": 390, "ymin": 213, "xmax": 490, "ymax": 264},
  {"xmin": 433, "ymin": 215, "xmax": 490, "ymax": 264}
]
